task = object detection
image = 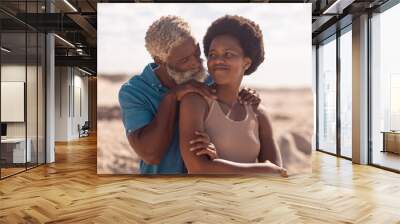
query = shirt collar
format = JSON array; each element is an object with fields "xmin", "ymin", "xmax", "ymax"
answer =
[{"xmin": 141, "ymin": 63, "xmax": 165, "ymax": 91}]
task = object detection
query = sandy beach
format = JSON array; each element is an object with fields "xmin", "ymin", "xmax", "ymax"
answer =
[{"xmin": 97, "ymin": 74, "xmax": 314, "ymax": 174}]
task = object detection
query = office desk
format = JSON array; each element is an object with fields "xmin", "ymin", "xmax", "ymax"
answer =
[
  {"xmin": 381, "ymin": 131, "xmax": 400, "ymax": 154},
  {"xmin": 1, "ymin": 138, "xmax": 31, "ymax": 163}
]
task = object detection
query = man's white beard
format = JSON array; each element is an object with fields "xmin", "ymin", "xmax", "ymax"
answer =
[{"xmin": 166, "ymin": 65, "xmax": 207, "ymax": 84}]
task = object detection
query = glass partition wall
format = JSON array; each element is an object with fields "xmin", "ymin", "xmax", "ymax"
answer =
[
  {"xmin": 339, "ymin": 26, "xmax": 352, "ymax": 159},
  {"xmin": 315, "ymin": 0, "xmax": 400, "ymax": 172},
  {"xmin": 0, "ymin": 1, "xmax": 46, "ymax": 179},
  {"xmin": 316, "ymin": 25, "xmax": 352, "ymax": 159},
  {"xmin": 0, "ymin": 30, "xmax": 28, "ymax": 177},
  {"xmin": 370, "ymin": 2, "xmax": 400, "ymax": 172},
  {"xmin": 317, "ymin": 35, "xmax": 337, "ymax": 155}
]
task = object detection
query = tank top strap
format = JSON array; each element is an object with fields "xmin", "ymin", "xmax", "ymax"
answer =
[
  {"xmin": 245, "ymin": 103, "xmax": 258, "ymax": 120},
  {"xmin": 204, "ymin": 98, "xmax": 218, "ymax": 123},
  {"xmin": 203, "ymin": 96, "xmax": 214, "ymax": 107}
]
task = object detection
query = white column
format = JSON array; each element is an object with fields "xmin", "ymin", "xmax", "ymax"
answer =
[
  {"xmin": 46, "ymin": 33, "xmax": 55, "ymax": 163},
  {"xmin": 46, "ymin": 1, "xmax": 55, "ymax": 163},
  {"xmin": 312, "ymin": 45, "xmax": 317, "ymax": 151},
  {"xmin": 352, "ymin": 14, "xmax": 369, "ymax": 164}
]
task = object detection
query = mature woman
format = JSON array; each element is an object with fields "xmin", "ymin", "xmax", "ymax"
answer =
[{"xmin": 179, "ymin": 15, "xmax": 286, "ymax": 176}]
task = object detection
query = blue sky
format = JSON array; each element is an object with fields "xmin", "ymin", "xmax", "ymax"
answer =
[{"xmin": 98, "ymin": 3, "xmax": 312, "ymax": 88}]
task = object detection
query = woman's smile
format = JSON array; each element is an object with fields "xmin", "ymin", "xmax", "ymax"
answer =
[{"xmin": 213, "ymin": 64, "xmax": 230, "ymax": 71}]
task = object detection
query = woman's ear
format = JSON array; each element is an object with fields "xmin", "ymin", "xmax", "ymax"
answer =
[{"xmin": 244, "ymin": 57, "xmax": 252, "ymax": 71}]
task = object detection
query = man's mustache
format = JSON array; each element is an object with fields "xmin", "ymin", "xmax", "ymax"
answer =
[{"xmin": 167, "ymin": 64, "xmax": 207, "ymax": 84}]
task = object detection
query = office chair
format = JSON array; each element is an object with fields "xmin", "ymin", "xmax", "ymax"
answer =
[{"xmin": 79, "ymin": 121, "xmax": 90, "ymax": 138}]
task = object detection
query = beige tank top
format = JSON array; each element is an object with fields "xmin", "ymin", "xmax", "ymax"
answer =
[{"xmin": 204, "ymin": 99, "xmax": 261, "ymax": 163}]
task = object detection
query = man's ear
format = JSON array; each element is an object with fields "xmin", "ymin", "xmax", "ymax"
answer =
[{"xmin": 153, "ymin": 56, "xmax": 164, "ymax": 67}]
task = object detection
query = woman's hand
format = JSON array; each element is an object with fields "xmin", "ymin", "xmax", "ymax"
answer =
[
  {"xmin": 189, "ymin": 131, "xmax": 219, "ymax": 160},
  {"xmin": 264, "ymin": 160, "xmax": 288, "ymax": 177}
]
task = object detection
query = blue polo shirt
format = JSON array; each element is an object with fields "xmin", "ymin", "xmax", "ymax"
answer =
[{"xmin": 118, "ymin": 63, "xmax": 213, "ymax": 174}]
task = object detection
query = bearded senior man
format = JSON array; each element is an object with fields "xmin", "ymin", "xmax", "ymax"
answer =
[{"xmin": 119, "ymin": 16, "xmax": 260, "ymax": 174}]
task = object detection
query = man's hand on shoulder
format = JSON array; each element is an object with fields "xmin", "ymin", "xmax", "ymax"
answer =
[
  {"xmin": 238, "ymin": 87, "xmax": 261, "ymax": 106},
  {"xmin": 171, "ymin": 80, "xmax": 217, "ymax": 101}
]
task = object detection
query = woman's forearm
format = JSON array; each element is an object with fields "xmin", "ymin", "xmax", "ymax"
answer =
[{"xmin": 188, "ymin": 158, "xmax": 283, "ymax": 175}]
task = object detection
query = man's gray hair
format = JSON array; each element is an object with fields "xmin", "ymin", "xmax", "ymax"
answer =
[{"xmin": 145, "ymin": 15, "xmax": 193, "ymax": 63}]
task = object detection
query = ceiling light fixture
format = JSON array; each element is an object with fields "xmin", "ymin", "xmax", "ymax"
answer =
[
  {"xmin": 323, "ymin": 0, "xmax": 355, "ymax": 15},
  {"xmin": 1, "ymin": 47, "xmax": 11, "ymax": 53},
  {"xmin": 78, "ymin": 67, "xmax": 93, "ymax": 76},
  {"xmin": 54, "ymin": 34, "xmax": 75, "ymax": 48},
  {"xmin": 63, "ymin": 0, "xmax": 78, "ymax": 12}
]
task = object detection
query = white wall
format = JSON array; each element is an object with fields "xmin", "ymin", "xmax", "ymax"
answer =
[
  {"xmin": 54, "ymin": 66, "xmax": 89, "ymax": 141},
  {"xmin": 55, "ymin": 66, "xmax": 69, "ymax": 141},
  {"xmin": 1, "ymin": 63, "xmax": 46, "ymax": 164},
  {"xmin": 1, "ymin": 65, "xmax": 37, "ymax": 139}
]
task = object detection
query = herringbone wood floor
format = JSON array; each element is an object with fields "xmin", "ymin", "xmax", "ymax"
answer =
[{"xmin": 1, "ymin": 134, "xmax": 400, "ymax": 224}]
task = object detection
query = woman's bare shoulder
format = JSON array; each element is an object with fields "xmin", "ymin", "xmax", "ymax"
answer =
[
  {"xmin": 181, "ymin": 92, "xmax": 208, "ymax": 105},
  {"xmin": 182, "ymin": 92, "xmax": 207, "ymax": 103},
  {"xmin": 252, "ymin": 103, "xmax": 273, "ymax": 125},
  {"xmin": 180, "ymin": 93, "xmax": 211, "ymax": 124},
  {"xmin": 180, "ymin": 93, "xmax": 209, "ymax": 112},
  {"xmin": 252, "ymin": 103, "xmax": 268, "ymax": 116}
]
